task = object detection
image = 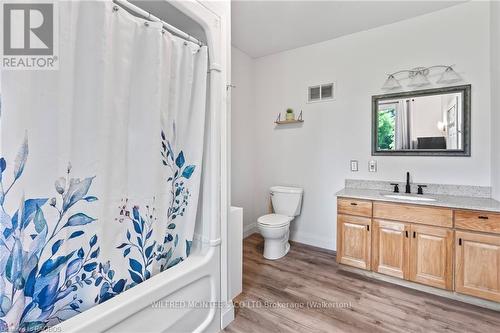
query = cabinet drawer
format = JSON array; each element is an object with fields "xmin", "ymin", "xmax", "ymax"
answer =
[
  {"xmin": 373, "ymin": 202, "xmax": 452, "ymax": 228},
  {"xmin": 455, "ymin": 210, "xmax": 500, "ymax": 234},
  {"xmin": 338, "ymin": 198, "xmax": 372, "ymax": 217}
]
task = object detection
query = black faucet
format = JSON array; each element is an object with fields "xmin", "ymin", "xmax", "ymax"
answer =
[{"xmin": 405, "ymin": 172, "xmax": 411, "ymax": 194}]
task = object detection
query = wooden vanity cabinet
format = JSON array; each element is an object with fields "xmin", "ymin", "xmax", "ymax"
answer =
[
  {"xmin": 455, "ymin": 210, "xmax": 500, "ymax": 234},
  {"xmin": 373, "ymin": 201, "xmax": 453, "ymax": 228},
  {"xmin": 338, "ymin": 198, "xmax": 372, "ymax": 217},
  {"xmin": 455, "ymin": 231, "xmax": 500, "ymax": 302},
  {"xmin": 337, "ymin": 214, "xmax": 371, "ymax": 270},
  {"xmin": 338, "ymin": 199, "xmax": 454, "ymax": 289},
  {"xmin": 370, "ymin": 220, "xmax": 453, "ymax": 289},
  {"xmin": 337, "ymin": 197, "xmax": 500, "ymax": 302},
  {"xmin": 409, "ymin": 224, "xmax": 453, "ymax": 290},
  {"xmin": 372, "ymin": 219, "xmax": 409, "ymax": 279},
  {"xmin": 371, "ymin": 202, "xmax": 453, "ymax": 288}
]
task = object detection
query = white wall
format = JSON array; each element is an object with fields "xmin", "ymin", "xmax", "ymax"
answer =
[
  {"xmin": 232, "ymin": 2, "xmax": 492, "ymax": 249},
  {"xmin": 492, "ymin": 1, "xmax": 500, "ymax": 201},
  {"xmin": 411, "ymin": 95, "xmax": 445, "ymax": 140},
  {"xmin": 231, "ymin": 47, "xmax": 257, "ymax": 234}
]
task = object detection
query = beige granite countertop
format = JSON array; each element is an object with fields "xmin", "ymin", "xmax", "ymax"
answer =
[{"xmin": 336, "ymin": 188, "xmax": 500, "ymax": 213}]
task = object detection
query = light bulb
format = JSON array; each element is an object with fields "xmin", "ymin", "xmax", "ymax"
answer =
[
  {"xmin": 408, "ymin": 70, "xmax": 430, "ymax": 87},
  {"xmin": 382, "ymin": 75, "xmax": 401, "ymax": 90},
  {"xmin": 437, "ymin": 67, "xmax": 462, "ymax": 84}
]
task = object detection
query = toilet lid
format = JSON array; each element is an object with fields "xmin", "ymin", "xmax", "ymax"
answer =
[{"xmin": 258, "ymin": 214, "xmax": 291, "ymax": 227}]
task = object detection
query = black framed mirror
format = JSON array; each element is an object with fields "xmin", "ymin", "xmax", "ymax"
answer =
[{"xmin": 372, "ymin": 85, "xmax": 471, "ymax": 156}]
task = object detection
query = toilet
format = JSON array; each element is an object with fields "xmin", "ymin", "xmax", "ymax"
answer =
[{"xmin": 257, "ymin": 186, "xmax": 303, "ymax": 260}]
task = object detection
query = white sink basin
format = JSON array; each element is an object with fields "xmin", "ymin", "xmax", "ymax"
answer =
[{"xmin": 383, "ymin": 194, "xmax": 436, "ymax": 202}]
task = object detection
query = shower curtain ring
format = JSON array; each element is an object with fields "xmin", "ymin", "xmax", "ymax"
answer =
[
  {"xmin": 112, "ymin": 5, "xmax": 119, "ymax": 12},
  {"xmin": 144, "ymin": 21, "xmax": 149, "ymax": 27}
]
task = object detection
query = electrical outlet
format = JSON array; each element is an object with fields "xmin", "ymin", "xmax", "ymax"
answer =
[
  {"xmin": 350, "ymin": 160, "xmax": 359, "ymax": 172},
  {"xmin": 369, "ymin": 160, "xmax": 377, "ymax": 172}
]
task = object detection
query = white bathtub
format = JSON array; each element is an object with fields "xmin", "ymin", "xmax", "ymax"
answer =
[{"xmin": 55, "ymin": 243, "xmax": 221, "ymax": 332}]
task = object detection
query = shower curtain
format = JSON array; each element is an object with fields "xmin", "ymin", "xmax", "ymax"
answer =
[{"xmin": 0, "ymin": 1, "xmax": 208, "ymax": 332}]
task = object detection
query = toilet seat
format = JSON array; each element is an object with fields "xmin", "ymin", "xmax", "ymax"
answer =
[{"xmin": 257, "ymin": 214, "xmax": 292, "ymax": 228}]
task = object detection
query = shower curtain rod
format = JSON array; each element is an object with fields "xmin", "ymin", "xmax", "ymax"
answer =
[{"xmin": 113, "ymin": 0, "xmax": 204, "ymax": 46}]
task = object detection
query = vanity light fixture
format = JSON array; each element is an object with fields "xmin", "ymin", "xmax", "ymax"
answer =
[
  {"xmin": 381, "ymin": 74, "xmax": 401, "ymax": 90},
  {"xmin": 408, "ymin": 68, "xmax": 431, "ymax": 87},
  {"xmin": 382, "ymin": 65, "xmax": 461, "ymax": 90},
  {"xmin": 436, "ymin": 66, "xmax": 462, "ymax": 84}
]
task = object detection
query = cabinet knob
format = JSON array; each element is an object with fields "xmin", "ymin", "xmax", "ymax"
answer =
[
  {"xmin": 350, "ymin": 202, "xmax": 358, "ymax": 206},
  {"xmin": 478, "ymin": 216, "xmax": 489, "ymax": 220},
  {"xmin": 366, "ymin": 225, "xmax": 370, "ymax": 231},
  {"xmin": 458, "ymin": 238, "xmax": 462, "ymax": 246}
]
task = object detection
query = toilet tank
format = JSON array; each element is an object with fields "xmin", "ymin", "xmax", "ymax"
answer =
[{"xmin": 270, "ymin": 186, "xmax": 303, "ymax": 217}]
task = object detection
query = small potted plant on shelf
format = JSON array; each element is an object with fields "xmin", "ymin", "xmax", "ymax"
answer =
[{"xmin": 286, "ymin": 108, "xmax": 295, "ymax": 121}]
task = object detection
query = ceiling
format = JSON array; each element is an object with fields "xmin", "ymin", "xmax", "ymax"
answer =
[
  {"xmin": 232, "ymin": 1, "xmax": 464, "ymax": 58},
  {"xmin": 130, "ymin": 1, "xmax": 207, "ymax": 43}
]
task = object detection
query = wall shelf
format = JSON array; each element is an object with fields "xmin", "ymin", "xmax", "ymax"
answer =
[
  {"xmin": 275, "ymin": 110, "xmax": 303, "ymax": 125},
  {"xmin": 275, "ymin": 119, "xmax": 304, "ymax": 125}
]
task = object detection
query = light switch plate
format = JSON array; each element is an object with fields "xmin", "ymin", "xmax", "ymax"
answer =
[
  {"xmin": 369, "ymin": 160, "xmax": 377, "ymax": 172},
  {"xmin": 350, "ymin": 160, "xmax": 359, "ymax": 172}
]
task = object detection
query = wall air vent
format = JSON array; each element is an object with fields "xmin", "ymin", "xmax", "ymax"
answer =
[
  {"xmin": 309, "ymin": 86, "xmax": 321, "ymax": 102},
  {"xmin": 308, "ymin": 83, "xmax": 335, "ymax": 103}
]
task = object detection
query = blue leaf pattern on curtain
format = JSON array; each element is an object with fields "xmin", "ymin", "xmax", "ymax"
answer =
[
  {"xmin": 0, "ymin": 131, "xmax": 196, "ymax": 332},
  {"xmin": 0, "ymin": 138, "xmax": 104, "ymax": 332},
  {"xmin": 157, "ymin": 129, "xmax": 195, "ymax": 271}
]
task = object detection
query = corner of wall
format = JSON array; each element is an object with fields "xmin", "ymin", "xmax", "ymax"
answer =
[
  {"xmin": 491, "ymin": 1, "xmax": 500, "ymax": 200},
  {"xmin": 230, "ymin": 46, "xmax": 259, "ymax": 228}
]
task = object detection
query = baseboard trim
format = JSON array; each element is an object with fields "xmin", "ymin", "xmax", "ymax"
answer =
[
  {"xmin": 243, "ymin": 223, "xmax": 258, "ymax": 238},
  {"xmin": 243, "ymin": 227, "xmax": 335, "ymax": 250},
  {"xmin": 289, "ymin": 230, "xmax": 335, "ymax": 250}
]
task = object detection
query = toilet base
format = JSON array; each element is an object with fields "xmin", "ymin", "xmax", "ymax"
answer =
[
  {"xmin": 263, "ymin": 240, "xmax": 290, "ymax": 260},
  {"xmin": 257, "ymin": 218, "xmax": 292, "ymax": 260}
]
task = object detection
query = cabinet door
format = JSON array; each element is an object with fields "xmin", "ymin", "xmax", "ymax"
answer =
[
  {"xmin": 455, "ymin": 231, "xmax": 500, "ymax": 302},
  {"xmin": 372, "ymin": 219, "xmax": 409, "ymax": 279},
  {"xmin": 337, "ymin": 214, "xmax": 371, "ymax": 270},
  {"xmin": 409, "ymin": 225, "xmax": 453, "ymax": 290}
]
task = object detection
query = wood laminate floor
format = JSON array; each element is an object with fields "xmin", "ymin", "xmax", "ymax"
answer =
[{"xmin": 224, "ymin": 234, "xmax": 500, "ymax": 333}]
